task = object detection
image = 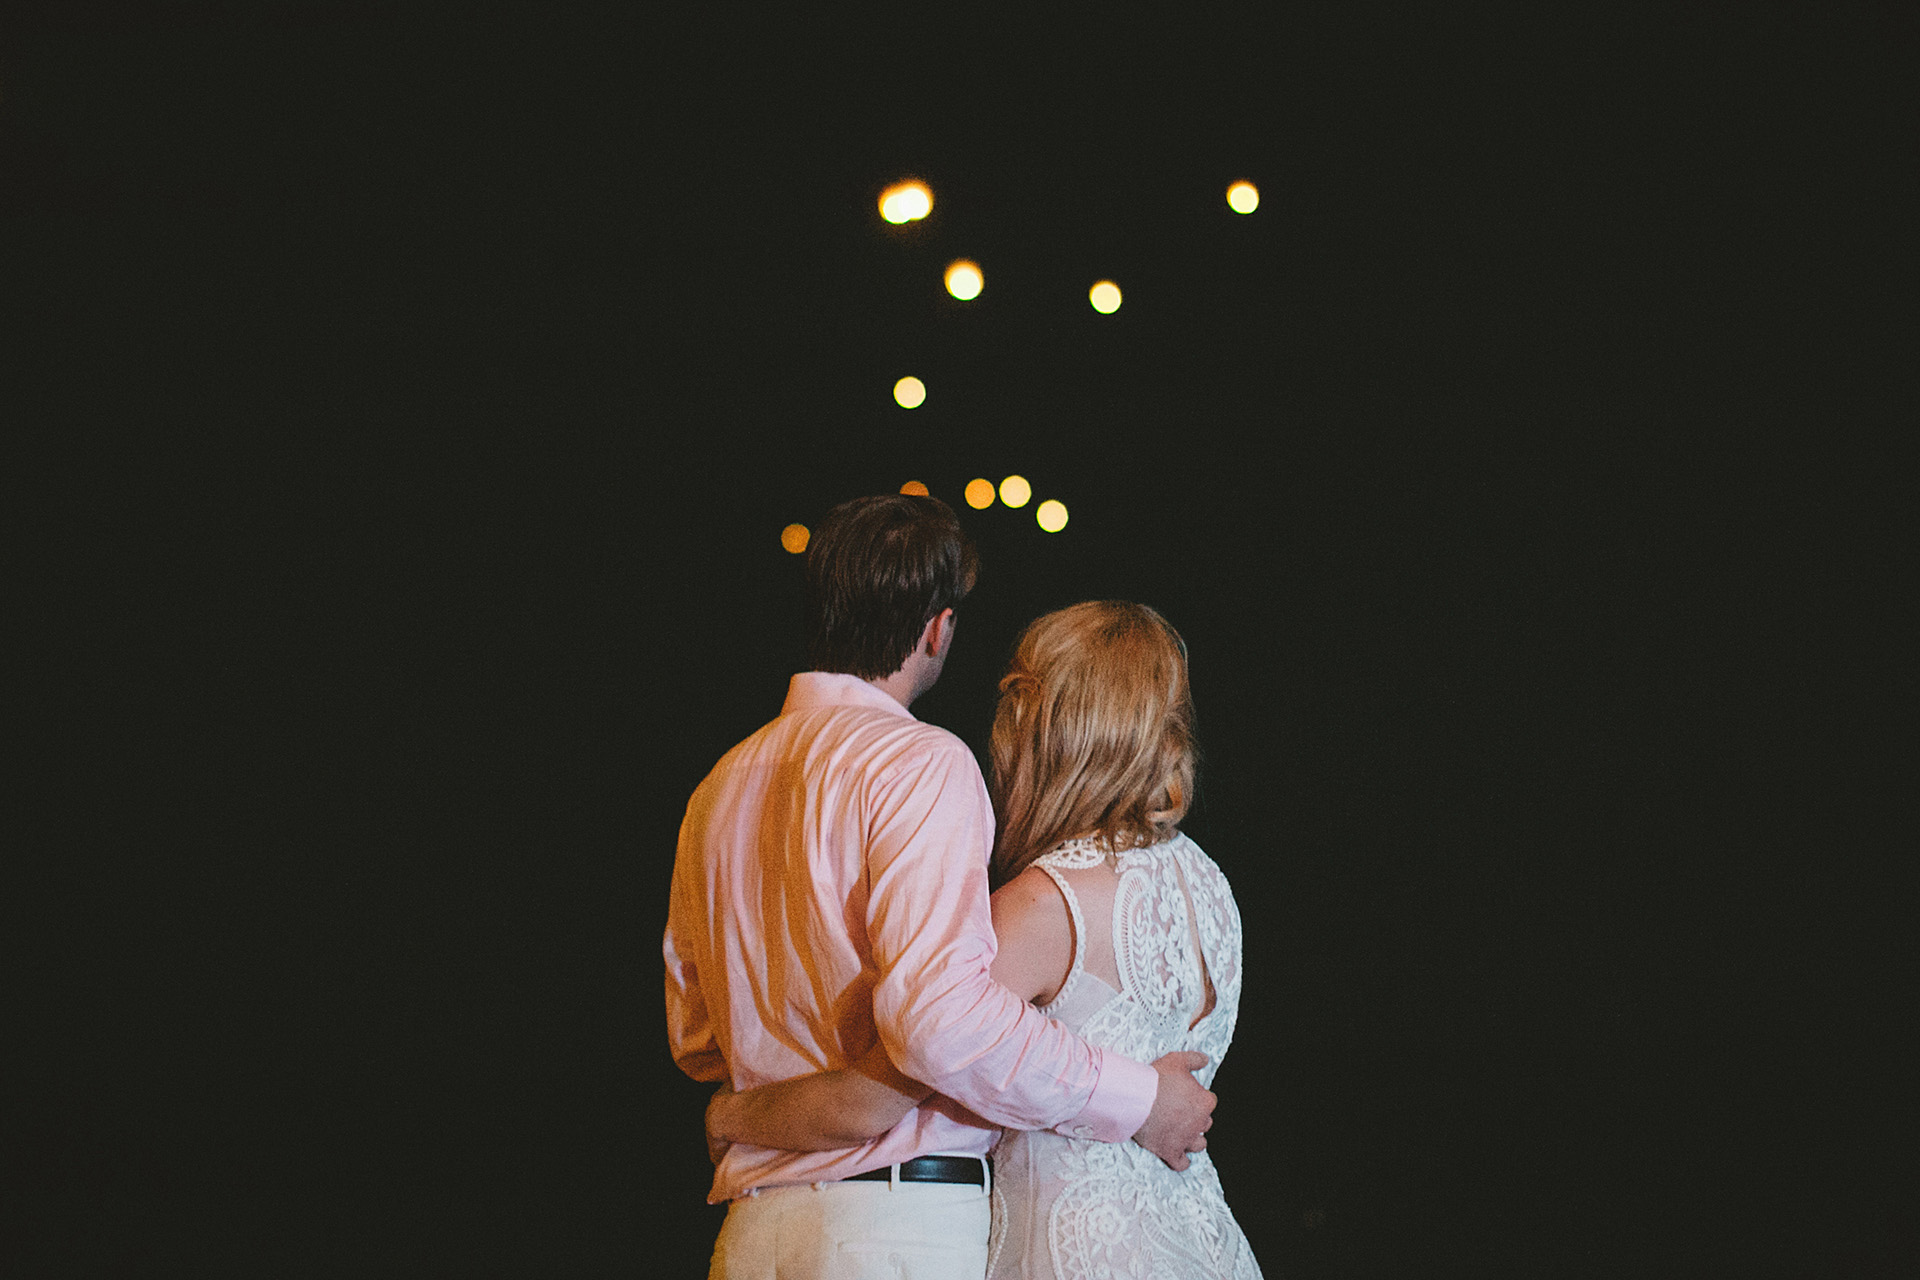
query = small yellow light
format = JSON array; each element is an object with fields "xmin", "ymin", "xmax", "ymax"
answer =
[
  {"xmin": 999, "ymin": 475, "xmax": 1032, "ymax": 508},
  {"xmin": 879, "ymin": 181, "xmax": 933, "ymax": 224},
  {"xmin": 1088, "ymin": 281, "xmax": 1122, "ymax": 314},
  {"xmin": 893, "ymin": 376, "xmax": 927, "ymax": 408},
  {"xmin": 944, "ymin": 259, "xmax": 983, "ymax": 300},
  {"xmin": 899, "ymin": 480, "xmax": 930, "ymax": 496},
  {"xmin": 964, "ymin": 478, "xmax": 996, "ymax": 509},
  {"xmin": 780, "ymin": 524, "xmax": 810, "ymax": 554},
  {"xmin": 1226, "ymin": 181, "xmax": 1260, "ymax": 214},
  {"xmin": 1035, "ymin": 499, "xmax": 1069, "ymax": 532}
]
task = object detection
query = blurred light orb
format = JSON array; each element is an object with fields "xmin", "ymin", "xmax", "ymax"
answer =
[
  {"xmin": 944, "ymin": 259, "xmax": 984, "ymax": 300},
  {"xmin": 899, "ymin": 480, "xmax": 930, "ymax": 496},
  {"xmin": 964, "ymin": 478, "xmax": 996, "ymax": 509},
  {"xmin": 1226, "ymin": 181, "xmax": 1260, "ymax": 214},
  {"xmin": 781, "ymin": 524, "xmax": 810, "ymax": 554},
  {"xmin": 879, "ymin": 181, "xmax": 933, "ymax": 224},
  {"xmin": 1088, "ymin": 281, "xmax": 1123, "ymax": 314},
  {"xmin": 893, "ymin": 376, "xmax": 927, "ymax": 408},
  {"xmin": 1035, "ymin": 499, "xmax": 1069, "ymax": 532},
  {"xmin": 999, "ymin": 475, "xmax": 1032, "ymax": 508}
]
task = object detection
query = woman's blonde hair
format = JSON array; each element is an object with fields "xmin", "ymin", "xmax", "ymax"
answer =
[{"xmin": 989, "ymin": 601, "xmax": 1196, "ymax": 886}]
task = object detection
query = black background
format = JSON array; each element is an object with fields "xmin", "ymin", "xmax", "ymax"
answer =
[{"xmin": 5, "ymin": 4, "xmax": 1910, "ymax": 1276}]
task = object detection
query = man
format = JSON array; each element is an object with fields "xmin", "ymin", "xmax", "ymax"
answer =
[{"xmin": 664, "ymin": 494, "xmax": 1215, "ymax": 1279}]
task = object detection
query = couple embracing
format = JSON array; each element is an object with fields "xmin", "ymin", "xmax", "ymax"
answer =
[{"xmin": 665, "ymin": 494, "xmax": 1262, "ymax": 1279}]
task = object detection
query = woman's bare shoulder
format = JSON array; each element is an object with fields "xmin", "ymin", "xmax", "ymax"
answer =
[
  {"xmin": 990, "ymin": 866, "xmax": 1070, "ymax": 937},
  {"xmin": 989, "ymin": 866, "xmax": 1074, "ymax": 1004}
]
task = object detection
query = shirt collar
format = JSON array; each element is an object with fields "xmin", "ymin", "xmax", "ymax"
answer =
[{"xmin": 782, "ymin": 671, "xmax": 916, "ymax": 720}]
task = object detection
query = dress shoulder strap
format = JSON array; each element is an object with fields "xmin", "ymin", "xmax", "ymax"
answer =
[{"xmin": 1034, "ymin": 862, "xmax": 1091, "ymax": 1014}]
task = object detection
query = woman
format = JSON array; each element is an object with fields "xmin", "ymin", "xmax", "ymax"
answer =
[{"xmin": 707, "ymin": 601, "xmax": 1261, "ymax": 1279}]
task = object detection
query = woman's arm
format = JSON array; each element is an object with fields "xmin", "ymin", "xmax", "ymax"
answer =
[{"xmin": 705, "ymin": 1039, "xmax": 932, "ymax": 1158}]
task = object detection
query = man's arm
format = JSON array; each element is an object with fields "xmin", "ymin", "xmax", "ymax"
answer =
[
  {"xmin": 702, "ymin": 844, "xmax": 1218, "ymax": 1170},
  {"xmin": 703, "ymin": 930, "xmax": 1213, "ymax": 1170},
  {"xmin": 862, "ymin": 738, "xmax": 1213, "ymax": 1163}
]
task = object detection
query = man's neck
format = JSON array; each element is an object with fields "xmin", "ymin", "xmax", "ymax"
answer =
[
  {"xmin": 865, "ymin": 667, "xmax": 921, "ymax": 710},
  {"xmin": 857, "ymin": 609, "xmax": 948, "ymax": 711}
]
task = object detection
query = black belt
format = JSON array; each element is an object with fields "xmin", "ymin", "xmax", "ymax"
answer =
[{"xmin": 845, "ymin": 1155, "xmax": 987, "ymax": 1186}]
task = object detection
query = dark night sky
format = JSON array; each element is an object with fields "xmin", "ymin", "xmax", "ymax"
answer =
[{"xmin": 5, "ymin": 4, "xmax": 1910, "ymax": 1276}]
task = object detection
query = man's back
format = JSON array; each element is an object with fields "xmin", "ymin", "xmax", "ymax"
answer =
[
  {"xmin": 666, "ymin": 673, "xmax": 1001, "ymax": 1200},
  {"xmin": 672, "ymin": 677, "xmax": 989, "ymax": 1087}
]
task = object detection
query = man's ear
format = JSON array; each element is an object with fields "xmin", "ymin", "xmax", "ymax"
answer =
[{"xmin": 925, "ymin": 608, "xmax": 956, "ymax": 657}]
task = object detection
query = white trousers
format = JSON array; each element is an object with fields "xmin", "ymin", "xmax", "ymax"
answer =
[{"xmin": 708, "ymin": 1177, "xmax": 991, "ymax": 1280}]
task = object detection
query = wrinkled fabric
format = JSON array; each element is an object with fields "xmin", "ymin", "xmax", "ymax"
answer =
[{"xmin": 666, "ymin": 673, "xmax": 1157, "ymax": 1203}]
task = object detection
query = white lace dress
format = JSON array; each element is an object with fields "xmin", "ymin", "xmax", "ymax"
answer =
[{"xmin": 987, "ymin": 834, "xmax": 1262, "ymax": 1280}]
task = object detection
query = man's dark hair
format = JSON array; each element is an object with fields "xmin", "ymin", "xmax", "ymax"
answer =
[{"xmin": 804, "ymin": 494, "xmax": 980, "ymax": 679}]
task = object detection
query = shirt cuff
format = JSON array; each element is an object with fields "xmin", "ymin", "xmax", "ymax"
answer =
[{"xmin": 1049, "ymin": 1048, "xmax": 1158, "ymax": 1143}]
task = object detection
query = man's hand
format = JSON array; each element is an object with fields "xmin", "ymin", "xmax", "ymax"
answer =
[
  {"xmin": 704, "ymin": 1080, "xmax": 736, "ymax": 1166},
  {"xmin": 1131, "ymin": 1051, "xmax": 1215, "ymax": 1172}
]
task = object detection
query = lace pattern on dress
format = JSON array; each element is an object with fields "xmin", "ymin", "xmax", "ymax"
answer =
[
  {"xmin": 1036, "ymin": 835, "xmax": 1115, "ymax": 869},
  {"xmin": 994, "ymin": 833, "xmax": 1257, "ymax": 1279}
]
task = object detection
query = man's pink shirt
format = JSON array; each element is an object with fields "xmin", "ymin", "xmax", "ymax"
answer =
[{"xmin": 665, "ymin": 672, "xmax": 1158, "ymax": 1203}]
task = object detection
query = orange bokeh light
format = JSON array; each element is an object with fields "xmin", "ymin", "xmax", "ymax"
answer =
[
  {"xmin": 879, "ymin": 181, "xmax": 933, "ymax": 224},
  {"xmin": 944, "ymin": 260, "xmax": 983, "ymax": 300}
]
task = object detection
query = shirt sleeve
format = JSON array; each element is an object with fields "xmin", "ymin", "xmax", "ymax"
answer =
[
  {"xmin": 863, "ymin": 737, "xmax": 1157, "ymax": 1142},
  {"xmin": 664, "ymin": 805, "xmax": 727, "ymax": 1084}
]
